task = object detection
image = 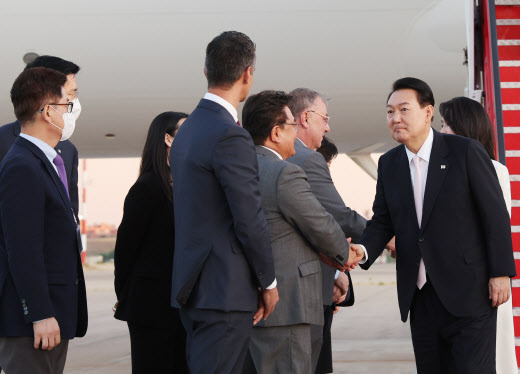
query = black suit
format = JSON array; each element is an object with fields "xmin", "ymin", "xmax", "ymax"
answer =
[
  {"xmin": 360, "ymin": 130, "xmax": 516, "ymax": 373},
  {"xmin": 0, "ymin": 121, "xmax": 79, "ymax": 216},
  {"xmin": 114, "ymin": 171, "xmax": 188, "ymax": 373},
  {"xmin": 170, "ymin": 98, "xmax": 275, "ymax": 374}
]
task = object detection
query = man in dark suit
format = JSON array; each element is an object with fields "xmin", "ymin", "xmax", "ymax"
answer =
[
  {"xmin": 0, "ymin": 55, "xmax": 81, "ymax": 216},
  {"xmin": 286, "ymin": 88, "xmax": 367, "ymax": 373},
  {"xmin": 351, "ymin": 77, "xmax": 516, "ymax": 373},
  {"xmin": 0, "ymin": 67, "xmax": 87, "ymax": 373},
  {"xmin": 170, "ymin": 31, "xmax": 278, "ymax": 374}
]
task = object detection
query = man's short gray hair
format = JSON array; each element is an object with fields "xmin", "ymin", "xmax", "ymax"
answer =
[{"xmin": 288, "ymin": 88, "xmax": 329, "ymax": 121}]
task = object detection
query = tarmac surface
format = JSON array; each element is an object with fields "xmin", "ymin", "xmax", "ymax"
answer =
[{"xmin": 64, "ymin": 262, "xmax": 416, "ymax": 374}]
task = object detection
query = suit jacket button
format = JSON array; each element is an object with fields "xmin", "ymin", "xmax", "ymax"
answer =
[
  {"xmin": 75, "ymin": 279, "xmax": 79, "ymax": 285},
  {"xmin": 24, "ymin": 311, "xmax": 28, "ymax": 315},
  {"xmin": 258, "ymin": 272, "xmax": 263, "ymax": 276},
  {"xmin": 418, "ymin": 237, "xmax": 424, "ymax": 243}
]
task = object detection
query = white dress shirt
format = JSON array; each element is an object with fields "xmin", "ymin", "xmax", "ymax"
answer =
[
  {"xmin": 405, "ymin": 127, "xmax": 434, "ymax": 202},
  {"xmin": 203, "ymin": 92, "xmax": 239, "ymax": 123},
  {"xmin": 19, "ymin": 133, "xmax": 58, "ymax": 174}
]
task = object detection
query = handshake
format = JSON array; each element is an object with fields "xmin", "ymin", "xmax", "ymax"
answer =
[{"xmin": 319, "ymin": 241, "xmax": 366, "ymax": 272}]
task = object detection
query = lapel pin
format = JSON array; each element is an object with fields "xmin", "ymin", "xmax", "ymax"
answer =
[
  {"xmin": 57, "ymin": 149, "xmax": 62, "ymax": 154},
  {"xmin": 441, "ymin": 165, "xmax": 446, "ymax": 169}
]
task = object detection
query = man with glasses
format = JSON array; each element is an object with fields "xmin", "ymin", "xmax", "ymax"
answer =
[
  {"xmin": 287, "ymin": 88, "xmax": 368, "ymax": 373},
  {"xmin": 241, "ymin": 90, "xmax": 363, "ymax": 374},
  {"xmin": 0, "ymin": 67, "xmax": 87, "ymax": 374},
  {"xmin": 0, "ymin": 55, "xmax": 81, "ymax": 218}
]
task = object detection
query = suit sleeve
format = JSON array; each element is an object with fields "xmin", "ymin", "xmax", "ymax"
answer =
[
  {"xmin": 0, "ymin": 163, "xmax": 54, "ymax": 323},
  {"xmin": 277, "ymin": 163, "xmax": 349, "ymax": 263},
  {"xmin": 359, "ymin": 156, "xmax": 395, "ymax": 269},
  {"xmin": 69, "ymin": 144, "xmax": 79, "ymax": 217},
  {"xmin": 212, "ymin": 126, "xmax": 275, "ymax": 290},
  {"xmin": 302, "ymin": 152, "xmax": 366, "ymax": 241},
  {"xmin": 466, "ymin": 141, "xmax": 516, "ymax": 278},
  {"xmin": 114, "ymin": 181, "xmax": 156, "ymax": 299}
]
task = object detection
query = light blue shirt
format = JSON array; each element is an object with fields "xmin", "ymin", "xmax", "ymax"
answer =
[{"xmin": 19, "ymin": 133, "xmax": 59, "ymax": 175}]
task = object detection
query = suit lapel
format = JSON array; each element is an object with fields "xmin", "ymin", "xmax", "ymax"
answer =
[
  {"xmin": 18, "ymin": 138, "xmax": 73, "ymax": 214},
  {"xmin": 395, "ymin": 146, "xmax": 419, "ymax": 231},
  {"xmin": 421, "ymin": 131, "xmax": 449, "ymax": 232}
]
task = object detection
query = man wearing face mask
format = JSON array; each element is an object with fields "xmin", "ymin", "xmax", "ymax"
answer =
[
  {"xmin": 0, "ymin": 55, "xmax": 81, "ymax": 217},
  {"xmin": 0, "ymin": 67, "xmax": 87, "ymax": 374}
]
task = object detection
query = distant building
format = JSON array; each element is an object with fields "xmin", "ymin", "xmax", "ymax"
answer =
[{"xmin": 86, "ymin": 223, "xmax": 117, "ymax": 238}]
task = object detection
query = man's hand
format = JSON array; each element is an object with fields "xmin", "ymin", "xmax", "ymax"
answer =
[
  {"xmin": 261, "ymin": 287, "xmax": 279, "ymax": 320},
  {"xmin": 489, "ymin": 276, "xmax": 511, "ymax": 307},
  {"xmin": 386, "ymin": 237, "xmax": 396, "ymax": 259},
  {"xmin": 333, "ymin": 271, "xmax": 349, "ymax": 304},
  {"xmin": 253, "ymin": 292, "xmax": 265, "ymax": 325},
  {"xmin": 33, "ymin": 317, "xmax": 60, "ymax": 350},
  {"xmin": 319, "ymin": 252, "xmax": 349, "ymax": 271},
  {"xmin": 346, "ymin": 244, "xmax": 365, "ymax": 269}
]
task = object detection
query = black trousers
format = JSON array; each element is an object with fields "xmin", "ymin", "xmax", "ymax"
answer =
[
  {"xmin": 410, "ymin": 282, "xmax": 497, "ymax": 374},
  {"xmin": 315, "ymin": 304, "xmax": 335, "ymax": 374},
  {"xmin": 180, "ymin": 307, "xmax": 253, "ymax": 374},
  {"xmin": 127, "ymin": 321, "xmax": 189, "ymax": 374}
]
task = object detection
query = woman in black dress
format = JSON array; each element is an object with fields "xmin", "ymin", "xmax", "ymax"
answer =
[{"xmin": 114, "ymin": 111, "xmax": 189, "ymax": 373}]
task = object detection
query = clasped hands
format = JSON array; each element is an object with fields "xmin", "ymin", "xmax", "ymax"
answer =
[{"xmin": 319, "ymin": 238, "xmax": 365, "ymax": 272}]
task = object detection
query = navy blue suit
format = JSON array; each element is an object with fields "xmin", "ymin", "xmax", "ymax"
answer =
[
  {"xmin": 170, "ymin": 98, "xmax": 275, "ymax": 374},
  {"xmin": 0, "ymin": 137, "xmax": 87, "ymax": 340},
  {"xmin": 0, "ymin": 121, "xmax": 79, "ymax": 216}
]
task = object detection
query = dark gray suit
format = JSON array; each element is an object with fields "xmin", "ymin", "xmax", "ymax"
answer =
[
  {"xmin": 287, "ymin": 138, "xmax": 367, "ymax": 372},
  {"xmin": 246, "ymin": 146, "xmax": 349, "ymax": 374}
]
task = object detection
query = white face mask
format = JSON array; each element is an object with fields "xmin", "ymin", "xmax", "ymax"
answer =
[
  {"xmin": 71, "ymin": 97, "xmax": 81, "ymax": 120},
  {"xmin": 49, "ymin": 106, "xmax": 76, "ymax": 141}
]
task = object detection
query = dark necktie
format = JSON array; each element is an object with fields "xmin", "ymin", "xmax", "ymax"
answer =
[
  {"xmin": 237, "ymin": 120, "xmax": 241, "ymax": 127},
  {"xmin": 53, "ymin": 154, "xmax": 69, "ymax": 197}
]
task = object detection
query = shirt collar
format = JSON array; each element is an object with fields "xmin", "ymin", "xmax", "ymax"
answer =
[
  {"xmin": 19, "ymin": 133, "xmax": 57, "ymax": 164},
  {"xmin": 405, "ymin": 127, "xmax": 434, "ymax": 164},
  {"xmin": 296, "ymin": 137, "xmax": 309, "ymax": 149},
  {"xmin": 259, "ymin": 145, "xmax": 283, "ymax": 160},
  {"xmin": 203, "ymin": 92, "xmax": 238, "ymax": 123}
]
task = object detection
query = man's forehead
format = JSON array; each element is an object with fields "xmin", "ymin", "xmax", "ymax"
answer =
[
  {"xmin": 310, "ymin": 97, "xmax": 327, "ymax": 112},
  {"xmin": 387, "ymin": 89, "xmax": 419, "ymax": 106}
]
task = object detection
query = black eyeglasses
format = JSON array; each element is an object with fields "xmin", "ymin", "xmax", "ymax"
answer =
[
  {"xmin": 39, "ymin": 102, "xmax": 74, "ymax": 114},
  {"xmin": 279, "ymin": 122, "xmax": 299, "ymax": 132}
]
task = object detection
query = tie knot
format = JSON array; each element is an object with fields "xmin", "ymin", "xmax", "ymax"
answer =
[{"xmin": 53, "ymin": 154, "xmax": 64, "ymax": 166}]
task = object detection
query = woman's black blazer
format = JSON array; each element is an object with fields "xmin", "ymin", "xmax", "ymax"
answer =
[{"xmin": 114, "ymin": 171, "xmax": 179, "ymax": 328}]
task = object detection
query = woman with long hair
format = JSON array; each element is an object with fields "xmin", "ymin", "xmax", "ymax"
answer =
[
  {"xmin": 440, "ymin": 97, "xmax": 516, "ymax": 374},
  {"xmin": 114, "ymin": 111, "xmax": 189, "ymax": 373}
]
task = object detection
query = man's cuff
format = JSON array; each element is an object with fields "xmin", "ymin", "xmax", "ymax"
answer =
[
  {"xmin": 358, "ymin": 245, "xmax": 368, "ymax": 264},
  {"xmin": 266, "ymin": 278, "xmax": 277, "ymax": 290},
  {"xmin": 334, "ymin": 270, "xmax": 340, "ymax": 280},
  {"xmin": 32, "ymin": 317, "xmax": 51, "ymax": 324}
]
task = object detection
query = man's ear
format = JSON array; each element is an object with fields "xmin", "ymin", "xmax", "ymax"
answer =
[
  {"xmin": 270, "ymin": 124, "xmax": 281, "ymax": 143},
  {"xmin": 299, "ymin": 111, "xmax": 309, "ymax": 129},
  {"xmin": 40, "ymin": 105, "xmax": 52, "ymax": 124},
  {"xmin": 426, "ymin": 105, "xmax": 434, "ymax": 123},
  {"xmin": 204, "ymin": 67, "xmax": 208, "ymax": 79},
  {"xmin": 243, "ymin": 67, "xmax": 253, "ymax": 85}
]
